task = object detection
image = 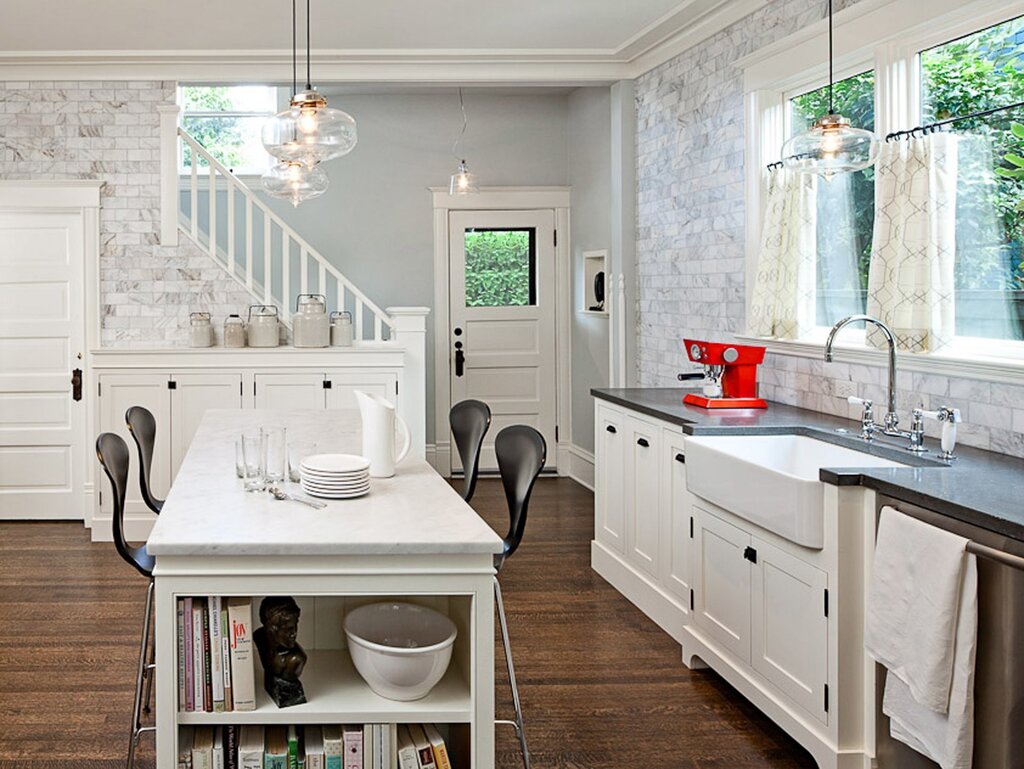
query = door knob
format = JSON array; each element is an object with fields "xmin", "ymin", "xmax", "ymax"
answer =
[{"xmin": 71, "ymin": 368, "xmax": 83, "ymax": 402}]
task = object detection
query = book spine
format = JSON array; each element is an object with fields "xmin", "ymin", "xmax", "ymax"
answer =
[
  {"xmin": 183, "ymin": 598, "xmax": 194, "ymax": 712},
  {"xmin": 208, "ymin": 596, "xmax": 225, "ymax": 712},
  {"xmin": 227, "ymin": 599, "xmax": 256, "ymax": 711},
  {"xmin": 220, "ymin": 605, "xmax": 233, "ymax": 711},
  {"xmin": 225, "ymin": 725, "xmax": 239, "ymax": 769},
  {"xmin": 176, "ymin": 598, "xmax": 186, "ymax": 711},
  {"xmin": 341, "ymin": 730, "xmax": 361, "ymax": 769},
  {"xmin": 201, "ymin": 601, "xmax": 213, "ymax": 712},
  {"xmin": 361, "ymin": 725, "xmax": 372, "ymax": 769},
  {"xmin": 191, "ymin": 602, "xmax": 204, "ymax": 712}
]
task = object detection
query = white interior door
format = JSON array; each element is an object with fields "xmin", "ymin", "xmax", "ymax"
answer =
[
  {"xmin": 0, "ymin": 211, "xmax": 86, "ymax": 519},
  {"xmin": 448, "ymin": 209, "xmax": 557, "ymax": 473}
]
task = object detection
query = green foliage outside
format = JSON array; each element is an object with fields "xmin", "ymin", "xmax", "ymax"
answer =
[
  {"xmin": 181, "ymin": 86, "xmax": 248, "ymax": 170},
  {"xmin": 464, "ymin": 230, "xmax": 533, "ymax": 307}
]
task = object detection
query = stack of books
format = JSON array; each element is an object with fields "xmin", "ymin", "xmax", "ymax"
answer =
[
  {"xmin": 177, "ymin": 597, "xmax": 257, "ymax": 713},
  {"xmin": 176, "ymin": 724, "xmax": 453, "ymax": 769}
]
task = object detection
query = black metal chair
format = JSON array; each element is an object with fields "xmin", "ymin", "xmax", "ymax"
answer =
[
  {"xmin": 449, "ymin": 399, "xmax": 491, "ymax": 502},
  {"xmin": 96, "ymin": 433, "xmax": 156, "ymax": 769},
  {"xmin": 493, "ymin": 425, "xmax": 546, "ymax": 769},
  {"xmin": 125, "ymin": 406, "xmax": 164, "ymax": 514}
]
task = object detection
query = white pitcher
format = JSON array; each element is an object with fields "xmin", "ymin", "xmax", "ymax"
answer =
[{"xmin": 354, "ymin": 390, "xmax": 411, "ymax": 478}]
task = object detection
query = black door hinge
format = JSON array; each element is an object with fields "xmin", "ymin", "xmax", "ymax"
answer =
[
  {"xmin": 824, "ymin": 684, "xmax": 829, "ymax": 713},
  {"xmin": 555, "ymin": 425, "xmax": 559, "ymax": 442},
  {"xmin": 323, "ymin": 380, "xmax": 332, "ymax": 389},
  {"xmin": 239, "ymin": 381, "xmax": 243, "ymax": 396},
  {"xmin": 689, "ymin": 517, "xmax": 694, "ymax": 539},
  {"xmin": 167, "ymin": 380, "xmax": 176, "ymax": 390},
  {"xmin": 97, "ymin": 381, "xmax": 102, "ymax": 397},
  {"xmin": 253, "ymin": 381, "xmax": 256, "ymax": 396},
  {"xmin": 689, "ymin": 588, "xmax": 694, "ymax": 611},
  {"xmin": 824, "ymin": 588, "xmax": 829, "ymax": 618},
  {"xmin": 553, "ymin": 230, "xmax": 557, "ymax": 247},
  {"xmin": 99, "ymin": 490, "xmax": 102, "ymax": 506},
  {"xmin": 395, "ymin": 381, "xmax": 399, "ymax": 394},
  {"xmin": 743, "ymin": 546, "xmax": 757, "ymax": 564}
]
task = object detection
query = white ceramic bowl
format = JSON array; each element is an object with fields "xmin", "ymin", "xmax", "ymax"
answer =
[{"xmin": 344, "ymin": 602, "xmax": 457, "ymax": 701}]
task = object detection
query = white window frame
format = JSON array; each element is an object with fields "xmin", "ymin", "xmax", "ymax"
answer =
[
  {"xmin": 176, "ymin": 85, "xmax": 280, "ymax": 177},
  {"xmin": 738, "ymin": 0, "xmax": 1024, "ymax": 383}
]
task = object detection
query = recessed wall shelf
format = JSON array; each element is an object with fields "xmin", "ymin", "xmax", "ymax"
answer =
[{"xmin": 582, "ymin": 250, "xmax": 609, "ymax": 317}]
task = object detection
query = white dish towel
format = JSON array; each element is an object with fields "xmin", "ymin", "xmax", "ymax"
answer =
[{"xmin": 865, "ymin": 506, "xmax": 978, "ymax": 769}]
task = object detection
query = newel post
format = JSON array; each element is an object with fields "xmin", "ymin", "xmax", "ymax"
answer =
[
  {"xmin": 387, "ymin": 307, "xmax": 430, "ymax": 459},
  {"xmin": 157, "ymin": 104, "xmax": 180, "ymax": 246}
]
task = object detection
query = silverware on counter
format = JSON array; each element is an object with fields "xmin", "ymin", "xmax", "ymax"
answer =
[{"xmin": 268, "ymin": 486, "xmax": 327, "ymax": 509}]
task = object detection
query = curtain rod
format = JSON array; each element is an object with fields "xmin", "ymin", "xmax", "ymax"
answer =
[{"xmin": 766, "ymin": 99, "xmax": 1024, "ymax": 168}]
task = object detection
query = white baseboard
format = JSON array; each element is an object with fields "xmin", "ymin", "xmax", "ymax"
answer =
[
  {"xmin": 90, "ymin": 511, "xmax": 156, "ymax": 543},
  {"xmin": 565, "ymin": 443, "xmax": 595, "ymax": 491},
  {"xmin": 591, "ymin": 540, "xmax": 689, "ymax": 644}
]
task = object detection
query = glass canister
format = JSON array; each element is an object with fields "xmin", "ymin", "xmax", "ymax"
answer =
[
  {"xmin": 223, "ymin": 314, "xmax": 246, "ymax": 348},
  {"xmin": 330, "ymin": 311, "xmax": 354, "ymax": 347},
  {"xmin": 247, "ymin": 305, "xmax": 280, "ymax": 348},
  {"xmin": 189, "ymin": 312, "xmax": 214, "ymax": 348},
  {"xmin": 292, "ymin": 294, "xmax": 330, "ymax": 348}
]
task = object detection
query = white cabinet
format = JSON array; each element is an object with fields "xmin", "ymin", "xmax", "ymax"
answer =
[
  {"xmin": 325, "ymin": 371, "xmax": 397, "ymax": 409},
  {"xmin": 624, "ymin": 414, "xmax": 661, "ymax": 577},
  {"xmin": 169, "ymin": 373, "xmax": 243, "ymax": 472},
  {"xmin": 254, "ymin": 373, "xmax": 327, "ymax": 409},
  {"xmin": 693, "ymin": 504, "xmax": 751, "ymax": 661},
  {"xmin": 660, "ymin": 430, "xmax": 692, "ymax": 608},
  {"xmin": 594, "ymin": 403, "xmax": 625, "ymax": 554}
]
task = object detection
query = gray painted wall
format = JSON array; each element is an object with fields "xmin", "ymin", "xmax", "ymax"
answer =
[{"xmin": 568, "ymin": 87, "xmax": 613, "ymax": 453}]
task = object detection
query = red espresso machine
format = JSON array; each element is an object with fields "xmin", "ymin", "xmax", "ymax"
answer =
[{"xmin": 682, "ymin": 339, "xmax": 768, "ymax": 409}]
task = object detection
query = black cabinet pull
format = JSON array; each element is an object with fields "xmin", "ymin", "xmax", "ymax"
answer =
[
  {"xmin": 743, "ymin": 546, "xmax": 758, "ymax": 564},
  {"xmin": 675, "ymin": 453, "xmax": 685, "ymax": 463},
  {"xmin": 637, "ymin": 438, "xmax": 649, "ymax": 448},
  {"xmin": 606, "ymin": 425, "xmax": 617, "ymax": 434}
]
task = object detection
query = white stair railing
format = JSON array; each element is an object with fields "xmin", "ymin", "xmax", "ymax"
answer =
[{"xmin": 177, "ymin": 129, "xmax": 393, "ymax": 341}]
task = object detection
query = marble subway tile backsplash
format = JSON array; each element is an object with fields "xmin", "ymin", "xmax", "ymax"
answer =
[
  {"xmin": 0, "ymin": 80, "xmax": 255, "ymax": 347},
  {"xmin": 633, "ymin": 0, "xmax": 1024, "ymax": 458}
]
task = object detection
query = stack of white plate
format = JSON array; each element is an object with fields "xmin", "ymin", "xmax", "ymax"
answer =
[{"xmin": 299, "ymin": 453, "xmax": 371, "ymax": 499}]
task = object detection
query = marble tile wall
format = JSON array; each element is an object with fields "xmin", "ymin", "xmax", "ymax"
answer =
[
  {"xmin": 0, "ymin": 80, "xmax": 256, "ymax": 348},
  {"xmin": 633, "ymin": 0, "xmax": 1024, "ymax": 458}
]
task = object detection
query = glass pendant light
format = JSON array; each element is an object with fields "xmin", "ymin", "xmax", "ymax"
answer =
[
  {"xmin": 262, "ymin": 0, "xmax": 357, "ymax": 169},
  {"xmin": 780, "ymin": 0, "xmax": 878, "ymax": 176},
  {"xmin": 262, "ymin": 161, "xmax": 329, "ymax": 207},
  {"xmin": 448, "ymin": 88, "xmax": 480, "ymax": 195}
]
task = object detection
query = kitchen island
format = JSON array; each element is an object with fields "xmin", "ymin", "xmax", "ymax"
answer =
[{"xmin": 148, "ymin": 409, "xmax": 503, "ymax": 768}]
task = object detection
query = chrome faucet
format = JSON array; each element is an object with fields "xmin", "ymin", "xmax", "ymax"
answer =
[{"xmin": 824, "ymin": 314, "xmax": 925, "ymax": 452}]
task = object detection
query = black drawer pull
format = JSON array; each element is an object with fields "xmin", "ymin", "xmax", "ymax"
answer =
[
  {"xmin": 637, "ymin": 438, "xmax": 650, "ymax": 448},
  {"xmin": 675, "ymin": 453, "xmax": 685, "ymax": 463},
  {"xmin": 606, "ymin": 425, "xmax": 617, "ymax": 434},
  {"xmin": 743, "ymin": 546, "xmax": 758, "ymax": 564}
]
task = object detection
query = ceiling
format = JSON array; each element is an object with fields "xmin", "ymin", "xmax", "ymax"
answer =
[{"xmin": 0, "ymin": 0, "xmax": 767, "ymax": 81}]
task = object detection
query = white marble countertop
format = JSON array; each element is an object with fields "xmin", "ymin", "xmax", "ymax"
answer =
[{"xmin": 146, "ymin": 409, "xmax": 503, "ymax": 556}]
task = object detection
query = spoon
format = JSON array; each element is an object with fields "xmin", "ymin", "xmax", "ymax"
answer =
[{"xmin": 268, "ymin": 486, "xmax": 326, "ymax": 509}]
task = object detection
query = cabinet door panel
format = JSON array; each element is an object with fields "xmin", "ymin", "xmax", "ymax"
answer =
[
  {"xmin": 694, "ymin": 505, "xmax": 751, "ymax": 662},
  {"xmin": 169, "ymin": 373, "xmax": 243, "ymax": 477},
  {"xmin": 626, "ymin": 415, "xmax": 660, "ymax": 576},
  {"xmin": 254, "ymin": 373, "xmax": 326, "ymax": 409},
  {"xmin": 661, "ymin": 433, "xmax": 691, "ymax": 606},
  {"xmin": 97, "ymin": 373, "xmax": 171, "ymax": 517},
  {"xmin": 751, "ymin": 536, "xmax": 829, "ymax": 722},
  {"xmin": 594, "ymin": 404, "xmax": 625, "ymax": 553},
  {"xmin": 324, "ymin": 371, "xmax": 397, "ymax": 410}
]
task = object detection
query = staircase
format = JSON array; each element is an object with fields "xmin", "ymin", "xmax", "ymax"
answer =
[{"xmin": 177, "ymin": 129, "xmax": 393, "ymax": 341}]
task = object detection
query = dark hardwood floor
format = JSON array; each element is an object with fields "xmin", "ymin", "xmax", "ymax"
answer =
[{"xmin": 0, "ymin": 477, "xmax": 815, "ymax": 769}]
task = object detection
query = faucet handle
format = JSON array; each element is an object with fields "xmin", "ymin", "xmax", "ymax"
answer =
[
  {"xmin": 847, "ymin": 396, "xmax": 872, "ymax": 407},
  {"xmin": 920, "ymin": 406, "xmax": 962, "ymax": 459},
  {"xmin": 847, "ymin": 396, "xmax": 875, "ymax": 440}
]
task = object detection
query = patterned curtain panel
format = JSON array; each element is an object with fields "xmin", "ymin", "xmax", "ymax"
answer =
[
  {"xmin": 866, "ymin": 134, "xmax": 959, "ymax": 353},
  {"xmin": 748, "ymin": 168, "xmax": 817, "ymax": 339}
]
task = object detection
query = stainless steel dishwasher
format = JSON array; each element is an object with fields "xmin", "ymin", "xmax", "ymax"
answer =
[{"xmin": 873, "ymin": 495, "xmax": 1024, "ymax": 769}]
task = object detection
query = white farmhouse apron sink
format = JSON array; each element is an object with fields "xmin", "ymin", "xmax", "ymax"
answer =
[{"xmin": 685, "ymin": 434, "xmax": 906, "ymax": 548}]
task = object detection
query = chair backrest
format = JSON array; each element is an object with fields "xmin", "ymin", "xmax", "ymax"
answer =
[
  {"xmin": 125, "ymin": 405, "xmax": 163, "ymax": 513},
  {"xmin": 450, "ymin": 399, "xmax": 491, "ymax": 502},
  {"xmin": 494, "ymin": 425, "xmax": 546, "ymax": 568},
  {"xmin": 96, "ymin": 432, "xmax": 152, "ymax": 578}
]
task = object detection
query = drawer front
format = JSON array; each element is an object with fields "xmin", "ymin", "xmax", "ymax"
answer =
[{"xmin": 595, "ymin": 403, "xmax": 625, "ymax": 553}]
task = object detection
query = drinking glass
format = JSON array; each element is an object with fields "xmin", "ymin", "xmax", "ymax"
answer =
[
  {"xmin": 261, "ymin": 426, "xmax": 287, "ymax": 484},
  {"xmin": 241, "ymin": 431, "xmax": 265, "ymax": 491},
  {"xmin": 235, "ymin": 438, "xmax": 245, "ymax": 478},
  {"xmin": 288, "ymin": 441, "xmax": 318, "ymax": 483}
]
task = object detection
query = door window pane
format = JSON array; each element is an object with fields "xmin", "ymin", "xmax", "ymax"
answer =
[
  {"xmin": 921, "ymin": 15, "xmax": 1024, "ymax": 341},
  {"xmin": 463, "ymin": 229, "xmax": 537, "ymax": 307},
  {"xmin": 789, "ymin": 71, "xmax": 876, "ymax": 327}
]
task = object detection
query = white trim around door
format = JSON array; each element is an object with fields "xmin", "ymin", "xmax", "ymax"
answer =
[{"xmin": 431, "ymin": 187, "xmax": 571, "ymax": 477}]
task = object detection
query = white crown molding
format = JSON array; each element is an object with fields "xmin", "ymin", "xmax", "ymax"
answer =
[{"xmin": 0, "ymin": 1, "xmax": 767, "ymax": 82}]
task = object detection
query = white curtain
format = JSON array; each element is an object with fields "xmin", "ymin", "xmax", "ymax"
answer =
[
  {"xmin": 748, "ymin": 167, "xmax": 817, "ymax": 339},
  {"xmin": 866, "ymin": 134, "xmax": 959, "ymax": 353}
]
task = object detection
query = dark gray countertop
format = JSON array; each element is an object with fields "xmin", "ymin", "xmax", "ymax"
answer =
[{"xmin": 593, "ymin": 387, "xmax": 1024, "ymax": 543}]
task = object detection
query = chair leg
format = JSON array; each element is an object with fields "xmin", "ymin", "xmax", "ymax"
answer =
[
  {"xmin": 494, "ymin": 576, "xmax": 530, "ymax": 769},
  {"xmin": 142, "ymin": 620, "xmax": 155, "ymax": 715},
  {"xmin": 127, "ymin": 579, "xmax": 154, "ymax": 769}
]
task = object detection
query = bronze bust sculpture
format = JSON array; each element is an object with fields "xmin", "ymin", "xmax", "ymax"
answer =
[{"xmin": 253, "ymin": 596, "xmax": 308, "ymax": 707}]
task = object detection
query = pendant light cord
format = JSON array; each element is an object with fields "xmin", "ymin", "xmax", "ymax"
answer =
[
  {"xmin": 305, "ymin": 0, "xmax": 312, "ymax": 91},
  {"xmin": 452, "ymin": 87, "xmax": 469, "ymax": 161},
  {"xmin": 291, "ymin": 0, "xmax": 297, "ymax": 95},
  {"xmin": 828, "ymin": 0, "xmax": 834, "ymax": 115}
]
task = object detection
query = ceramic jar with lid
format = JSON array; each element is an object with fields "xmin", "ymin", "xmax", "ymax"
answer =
[
  {"xmin": 247, "ymin": 305, "xmax": 280, "ymax": 348},
  {"xmin": 189, "ymin": 312, "xmax": 214, "ymax": 348},
  {"xmin": 330, "ymin": 311, "xmax": 354, "ymax": 347},
  {"xmin": 292, "ymin": 294, "xmax": 330, "ymax": 348},
  {"xmin": 223, "ymin": 314, "xmax": 246, "ymax": 348}
]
